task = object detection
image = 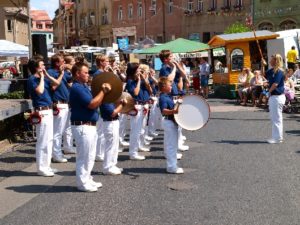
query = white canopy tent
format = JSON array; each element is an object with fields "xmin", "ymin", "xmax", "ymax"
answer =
[{"xmin": 0, "ymin": 40, "xmax": 29, "ymax": 57}]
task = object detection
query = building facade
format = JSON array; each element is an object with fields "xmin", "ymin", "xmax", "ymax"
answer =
[
  {"xmin": 0, "ymin": 0, "xmax": 29, "ymax": 46},
  {"xmin": 111, "ymin": 0, "xmax": 251, "ymax": 44},
  {"xmin": 30, "ymin": 10, "xmax": 53, "ymax": 50},
  {"xmin": 254, "ymin": 0, "xmax": 300, "ymax": 31}
]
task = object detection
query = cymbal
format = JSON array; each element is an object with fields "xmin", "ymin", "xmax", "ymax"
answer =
[
  {"xmin": 115, "ymin": 92, "xmax": 136, "ymax": 113},
  {"xmin": 91, "ymin": 72, "xmax": 123, "ymax": 103}
]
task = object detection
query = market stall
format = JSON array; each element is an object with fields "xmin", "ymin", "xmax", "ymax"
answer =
[{"xmin": 207, "ymin": 31, "xmax": 279, "ymax": 98}]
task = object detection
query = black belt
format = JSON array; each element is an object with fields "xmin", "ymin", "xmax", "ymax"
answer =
[
  {"xmin": 71, "ymin": 121, "xmax": 97, "ymax": 126},
  {"xmin": 164, "ymin": 115, "xmax": 175, "ymax": 121},
  {"xmin": 103, "ymin": 117, "xmax": 119, "ymax": 122},
  {"xmin": 271, "ymin": 93, "xmax": 283, "ymax": 96},
  {"xmin": 34, "ymin": 105, "xmax": 52, "ymax": 111}
]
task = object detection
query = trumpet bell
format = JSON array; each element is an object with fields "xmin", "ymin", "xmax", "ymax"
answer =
[{"xmin": 91, "ymin": 72, "xmax": 123, "ymax": 103}]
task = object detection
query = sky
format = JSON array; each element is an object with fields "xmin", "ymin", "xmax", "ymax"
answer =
[{"xmin": 30, "ymin": 0, "xmax": 59, "ymax": 19}]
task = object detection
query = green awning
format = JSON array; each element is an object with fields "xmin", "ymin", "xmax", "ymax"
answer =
[{"xmin": 137, "ymin": 38, "xmax": 209, "ymax": 54}]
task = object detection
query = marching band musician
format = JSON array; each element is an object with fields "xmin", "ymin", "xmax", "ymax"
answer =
[
  {"xmin": 126, "ymin": 63, "xmax": 153, "ymax": 160},
  {"xmin": 100, "ymin": 99, "xmax": 127, "ymax": 175},
  {"xmin": 159, "ymin": 50, "xmax": 189, "ymax": 152},
  {"xmin": 70, "ymin": 62, "xmax": 111, "ymax": 192},
  {"xmin": 27, "ymin": 56, "xmax": 64, "ymax": 177},
  {"xmin": 93, "ymin": 54, "xmax": 110, "ymax": 162},
  {"xmin": 62, "ymin": 55, "xmax": 76, "ymax": 154},
  {"xmin": 158, "ymin": 77, "xmax": 184, "ymax": 174},
  {"xmin": 48, "ymin": 54, "xmax": 73, "ymax": 163}
]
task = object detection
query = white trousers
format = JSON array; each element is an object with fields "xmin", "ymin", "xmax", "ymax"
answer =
[
  {"xmin": 103, "ymin": 120, "xmax": 120, "ymax": 170},
  {"xmin": 96, "ymin": 117, "xmax": 105, "ymax": 159},
  {"xmin": 53, "ymin": 104, "xmax": 69, "ymax": 158},
  {"xmin": 63, "ymin": 110, "xmax": 73, "ymax": 150},
  {"xmin": 269, "ymin": 94, "xmax": 286, "ymax": 140},
  {"xmin": 162, "ymin": 118, "xmax": 178, "ymax": 170},
  {"xmin": 119, "ymin": 114, "xmax": 128, "ymax": 142},
  {"xmin": 148, "ymin": 100, "xmax": 160, "ymax": 134},
  {"xmin": 178, "ymin": 126, "xmax": 184, "ymax": 146},
  {"xmin": 72, "ymin": 125, "xmax": 97, "ymax": 188},
  {"xmin": 129, "ymin": 106, "xmax": 145, "ymax": 157},
  {"xmin": 35, "ymin": 109, "xmax": 53, "ymax": 173}
]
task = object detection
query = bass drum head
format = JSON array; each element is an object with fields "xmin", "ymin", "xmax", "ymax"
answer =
[{"xmin": 174, "ymin": 95, "xmax": 210, "ymax": 131}]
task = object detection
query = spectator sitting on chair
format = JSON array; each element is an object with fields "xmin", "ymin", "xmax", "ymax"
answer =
[
  {"xmin": 250, "ymin": 70, "xmax": 267, "ymax": 106},
  {"xmin": 239, "ymin": 68, "xmax": 254, "ymax": 106},
  {"xmin": 284, "ymin": 72, "xmax": 295, "ymax": 101}
]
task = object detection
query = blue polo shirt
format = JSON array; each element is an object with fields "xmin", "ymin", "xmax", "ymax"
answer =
[
  {"xmin": 92, "ymin": 69, "xmax": 103, "ymax": 78},
  {"xmin": 69, "ymin": 81, "xmax": 99, "ymax": 122},
  {"xmin": 159, "ymin": 64, "xmax": 179, "ymax": 96},
  {"xmin": 126, "ymin": 79, "xmax": 150, "ymax": 103},
  {"xmin": 266, "ymin": 68, "xmax": 284, "ymax": 95},
  {"xmin": 149, "ymin": 78, "xmax": 158, "ymax": 96},
  {"xmin": 100, "ymin": 103, "xmax": 118, "ymax": 121},
  {"xmin": 159, "ymin": 93, "xmax": 175, "ymax": 113},
  {"xmin": 47, "ymin": 68, "xmax": 70, "ymax": 102},
  {"xmin": 27, "ymin": 75, "xmax": 53, "ymax": 108}
]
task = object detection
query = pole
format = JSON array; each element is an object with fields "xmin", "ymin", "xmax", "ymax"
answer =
[
  {"xmin": 27, "ymin": 0, "xmax": 32, "ymax": 57},
  {"xmin": 144, "ymin": 0, "xmax": 146, "ymax": 39}
]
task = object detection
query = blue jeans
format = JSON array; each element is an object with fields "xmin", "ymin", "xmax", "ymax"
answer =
[{"xmin": 201, "ymin": 76, "xmax": 209, "ymax": 87}]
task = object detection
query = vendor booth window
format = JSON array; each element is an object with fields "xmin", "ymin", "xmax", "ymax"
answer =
[{"xmin": 231, "ymin": 48, "xmax": 244, "ymax": 71}]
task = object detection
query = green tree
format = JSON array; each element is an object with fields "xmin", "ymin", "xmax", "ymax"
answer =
[{"xmin": 224, "ymin": 22, "xmax": 251, "ymax": 34}]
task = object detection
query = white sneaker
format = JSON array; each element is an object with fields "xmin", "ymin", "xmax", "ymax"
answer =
[
  {"xmin": 149, "ymin": 131, "xmax": 159, "ymax": 137},
  {"xmin": 77, "ymin": 184, "xmax": 98, "ymax": 192},
  {"xmin": 95, "ymin": 156, "xmax": 104, "ymax": 162},
  {"xmin": 50, "ymin": 168, "xmax": 59, "ymax": 173},
  {"xmin": 177, "ymin": 153, "xmax": 183, "ymax": 160},
  {"xmin": 178, "ymin": 145, "xmax": 189, "ymax": 151},
  {"xmin": 267, "ymin": 138, "xmax": 283, "ymax": 144},
  {"xmin": 181, "ymin": 136, "xmax": 187, "ymax": 141},
  {"xmin": 144, "ymin": 141, "xmax": 151, "ymax": 146},
  {"xmin": 120, "ymin": 140, "xmax": 129, "ymax": 147},
  {"xmin": 145, "ymin": 135, "xmax": 154, "ymax": 141},
  {"xmin": 52, "ymin": 156, "xmax": 68, "ymax": 163},
  {"xmin": 90, "ymin": 180, "xmax": 103, "ymax": 188},
  {"xmin": 166, "ymin": 167, "xmax": 184, "ymax": 174},
  {"xmin": 118, "ymin": 148, "xmax": 123, "ymax": 153},
  {"xmin": 139, "ymin": 146, "xmax": 150, "ymax": 152},
  {"xmin": 63, "ymin": 147, "xmax": 76, "ymax": 154},
  {"xmin": 103, "ymin": 166, "xmax": 122, "ymax": 175},
  {"xmin": 37, "ymin": 170, "xmax": 54, "ymax": 177},
  {"xmin": 63, "ymin": 154, "xmax": 72, "ymax": 160},
  {"xmin": 130, "ymin": 155, "xmax": 146, "ymax": 160}
]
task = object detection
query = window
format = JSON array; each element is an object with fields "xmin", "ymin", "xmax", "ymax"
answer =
[
  {"xmin": 128, "ymin": 4, "xmax": 133, "ymax": 19},
  {"xmin": 102, "ymin": 8, "xmax": 108, "ymax": 25},
  {"xmin": 118, "ymin": 5, "xmax": 123, "ymax": 20},
  {"xmin": 49, "ymin": 34, "xmax": 52, "ymax": 39},
  {"xmin": 46, "ymin": 24, "xmax": 52, "ymax": 29},
  {"xmin": 223, "ymin": 0, "xmax": 231, "ymax": 7},
  {"xmin": 203, "ymin": 32, "xmax": 211, "ymax": 43},
  {"xmin": 258, "ymin": 22, "xmax": 273, "ymax": 31},
  {"xmin": 196, "ymin": 0, "xmax": 203, "ymax": 11},
  {"xmin": 235, "ymin": 0, "xmax": 242, "ymax": 6},
  {"xmin": 168, "ymin": 0, "xmax": 173, "ymax": 14},
  {"xmin": 36, "ymin": 24, "xmax": 43, "ymax": 29},
  {"xmin": 150, "ymin": 0, "xmax": 156, "ymax": 15},
  {"xmin": 7, "ymin": 20, "xmax": 12, "ymax": 31},
  {"xmin": 137, "ymin": 0, "xmax": 143, "ymax": 17},
  {"xmin": 279, "ymin": 20, "xmax": 297, "ymax": 30},
  {"xmin": 231, "ymin": 48, "xmax": 244, "ymax": 71},
  {"xmin": 89, "ymin": 11, "xmax": 95, "ymax": 25},
  {"xmin": 187, "ymin": 0, "xmax": 193, "ymax": 11},
  {"xmin": 210, "ymin": 0, "xmax": 217, "ymax": 10}
]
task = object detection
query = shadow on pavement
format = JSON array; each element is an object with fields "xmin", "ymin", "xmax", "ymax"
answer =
[
  {"xmin": 123, "ymin": 167, "xmax": 166, "ymax": 175},
  {"xmin": 214, "ymin": 140, "xmax": 267, "ymax": 145},
  {"xmin": 0, "ymin": 156, "xmax": 35, "ymax": 164},
  {"xmin": 0, "ymin": 170, "xmax": 37, "ymax": 178},
  {"xmin": 286, "ymin": 130, "xmax": 300, "ymax": 136},
  {"xmin": 6, "ymin": 185, "xmax": 77, "ymax": 193}
]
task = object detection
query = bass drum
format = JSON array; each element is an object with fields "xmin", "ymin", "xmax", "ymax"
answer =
[{"xmin": 174, "ymin": 95, "xmax": 210, "ymax": 131}]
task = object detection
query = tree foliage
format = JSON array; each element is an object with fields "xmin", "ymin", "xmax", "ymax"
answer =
[{"xmin": 224, "ymin": 22, "xmax": 251, "ymax": 34}]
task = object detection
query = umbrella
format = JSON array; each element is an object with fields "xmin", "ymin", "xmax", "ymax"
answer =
[
  {"xmin": 0, "ymin": 40, "xmax": 29, "ymax": 57},
  {"xmin": 137, "ymin": 38, "xmax": 209, "ymax": 54}
]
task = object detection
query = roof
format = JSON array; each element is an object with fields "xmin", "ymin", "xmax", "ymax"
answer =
[
  {"xmin": 208, "ymin": 30, "xmax": 279, "ymax": 47},
  {"xmin": 30, "ymin": 10, "xmax": 51, "ymax": 21},
  {"xmin": 137, "ymin": 38, "xmax": 209, "ymax": 54}
]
